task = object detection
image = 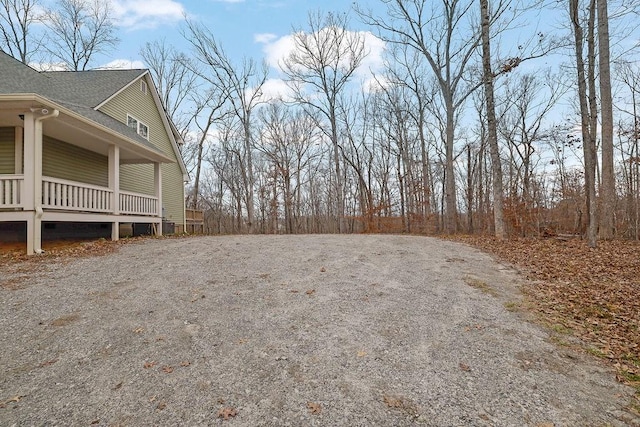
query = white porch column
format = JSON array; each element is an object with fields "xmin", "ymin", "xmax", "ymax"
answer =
[
  {"xmin": 154, "ymin": 162, "xmax": 162, "ymax": 236},
  {"xmin": 21, "ymin": 113, "xmax": 39, "ymax": 255},
  {"xmin": 14, "ymin": 126, "xmax": 23, "ymax": 174},
  {"xmin": 108, "ymin": 145, "xmax": 120, "ymax": 241}
]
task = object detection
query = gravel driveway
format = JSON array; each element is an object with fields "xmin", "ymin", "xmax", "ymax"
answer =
[{"xmin": 0, "ymin": 235, "xmax": 637, "ymax": 426}]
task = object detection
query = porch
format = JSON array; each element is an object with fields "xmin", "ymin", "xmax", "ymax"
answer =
[
  {"xmin": 0, "ymin": 99, "xmax": 174, "ymax": 255},
  {"xmin": 1, "ymin": 173, "xmax": 162, "ymax": 253}
]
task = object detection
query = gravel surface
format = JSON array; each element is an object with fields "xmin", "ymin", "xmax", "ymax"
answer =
[{"xmin": 0, "ymin": 234, "xmax": 638, "ymax": 426}]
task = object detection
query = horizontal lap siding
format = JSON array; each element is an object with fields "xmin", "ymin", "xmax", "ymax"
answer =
[
  {"xmin": 99, "ymin": 77, "xmax": 184, "ymax": 225},
  {"xmin": 119, "ymin": 163, "xmax": 153, "ymax": 195},
  {"xmin": 43, "ymin": 136, "xmax": 108, "ymax": 186},
  {"xmin": 162, "ymin": 162, "xmax": 184, "ymax": 223},
  {"xmin": 0, "ymin": 127, "xmax": 16, "ymax": 174}
]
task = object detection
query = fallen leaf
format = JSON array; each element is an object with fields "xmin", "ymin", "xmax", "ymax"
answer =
[
  {"xmin": 156, "ymin": 402, "xmax": 167, "ymax": 410},
  {"xmin": 112, "ymin": 382, "xmax": 123, "ymax": 390},
  {"xmin": 459, "ymin": 362, "xmax": 471, "ymax": 372},
  {"xmin": 320, "ymin": 267, "xmax": 326, "ymax": 272},
  {"xmin": 39, "ymin": 359, "xmax": 58, "ymax": 367},
  {"xmin": 0, "ymin": 394, "xmax": 26, "ymax": 408},
  {"xmin": 383, "ymin": 395, "xmax": 404, "ymax": 408},
  {"xmin": 306, "ymin": 289, "xmax": 315, "ymax": 295},
  {"xmin": 217, "ymin": 407, "xmax": 237, "ymax": 420},
  {"xmin": 90, "ymin": 419, "xmax": 100, "ymax": 424},
  {"xmin": 357, "ymin": 350, "xmax": 367, "ymax": 357},
  {"xmin": 162, "ymin": 366, "xmax": 174, "ymax": 373},
  {"xmin": 180, "ymin": 361, "xmax": 191, "ymax": 367},
  {"xmin": 133, "ymin": 327, "xmax": 145, "ymax": 333},
  {"xmin": 143, "ymin": 361, "xmax": 157, "ymax": 369},
  {"xmin": 307, "ymin": 402, "xmax": 322, "ymax": 414},
  {"xmin": 290, "ymin": 289, "xmax": 299, "ymax": 293}
]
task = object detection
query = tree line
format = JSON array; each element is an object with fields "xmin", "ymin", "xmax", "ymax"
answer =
[{"xmin": 2, "ymin": 0, "xmax": 639, "ymax": 245}]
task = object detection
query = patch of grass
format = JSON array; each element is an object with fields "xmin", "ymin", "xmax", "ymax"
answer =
[
  {"xmin": 504, "ymin": 301, "xmax": 521, "ymax": 312},
  {"xmin": 551, "ymin": 323, "xmax": 573, "ymax": 335},
  {"xmin": 585, "ymin": 346, "xmax": 608, "ymax": 359},
  {"xmin": 463, "ymin": 276, "xmax": 499, "ymax": 297},
  {"xmin": 548, "ymin": 335, "xmax": 569, "ymax": 346}
]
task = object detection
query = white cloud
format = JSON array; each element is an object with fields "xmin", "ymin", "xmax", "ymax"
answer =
[
  {"xmin": 98, "ymin": 59, "xmax": 146, "ymax": 69},
  {"xmin": 110, "ymin": 0, "xmax": 185, "ymax": 30},
  {"xmin": 362, "ymin": 74, "xmax": 393, "ymax": 94},
  {"xmin": 257, "ymin": 78, "xmax": 294, "ymax": 103},
  {"xmin": 358, "ymin": 31, "xmax": 386, "ymax": 77},
  {"xmin": 258, "ymin": 28, "xmax": 386, "ymax": 81},
  {"xmin": 254, "ymin": 33, "xmax": 278, "ymax": 44},
  {"xmin": 259, "ymin": 33, "xmax": 296, "ymax": 69},
  {"xmin": 212, "ymin": 0, "xmax": 245, "ymax": 2},
  {"xmin": 29, "ymin": 62, "xmax": 69, "ymax": 71}
]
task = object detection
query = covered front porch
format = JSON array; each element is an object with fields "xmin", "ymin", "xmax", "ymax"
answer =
[{"xmin": 0, "ymin": 96, "xmax": 173, "ymax": 254}]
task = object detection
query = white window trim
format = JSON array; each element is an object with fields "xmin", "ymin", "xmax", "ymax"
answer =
[{"xmin": 126, "ymin": 114, "xmax": 149, "ymax": 140}]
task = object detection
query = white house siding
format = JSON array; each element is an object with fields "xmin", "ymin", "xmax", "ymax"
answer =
[
  {"xmin": 0, "ymin": 127, "xmax": 15, "ymax": 174},
  {"xmin": 98, "ymin": 77, "xmax": 185, "ymax": 226},
  {"xmin": 43, "ymin": 135, "xmax": 108, "ymax": 186}
]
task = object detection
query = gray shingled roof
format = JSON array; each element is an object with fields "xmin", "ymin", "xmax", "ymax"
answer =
[{"xmin": 0, "ymin": 52, "xmax": 162, "ymax": 154}]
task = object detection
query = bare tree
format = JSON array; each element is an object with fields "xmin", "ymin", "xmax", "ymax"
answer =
[
  {"xmin": 258, "ymin": 103, "xmax": 321, "ymax": 233},
  {"xmin": 358, "ymin": 0, "xmax": 487, "ymax": 233},
  {"xmin": 280, "ymin": 11, "xmax": 367, "ymax": 233},
  {"xmin": 0, "ymin": 0, "xmax": 42, "ymax": 63},
  {"xmin": 184, "ymin": 19, "xmax": 268, "ymax": 232},
  {"xmin": 480, "ymin": 0, "xmax": 505, "ymax": 238},
  {"xmin": 597, "ymin": 0, "xmax": 615, "ymax": 239},
  {"xmin": 43, "ymin": 0, "xmax": 119, "ymax": 70},
  {"xmin": 140, "ymin": 39, "xmax": 198, "ymax": 136},
  {"xmin": 570, "ymin": 0, "xmax": 598, "ymax": 247}
]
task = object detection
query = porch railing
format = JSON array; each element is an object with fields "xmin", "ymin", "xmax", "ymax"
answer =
[
  {"xmin": 0, "ymin": 174, "xmax": 23, "ymax": 208},
  {"xmin": 119, "ymin": 190, "xmax": 159, "ymax": 216},
  {"xmin": 41, "ymin": 176, "xmax": 158, "ymax": 216},
  {"xmin": 43, "ymin": 176, "xmax": 112, "ymax": 212}
]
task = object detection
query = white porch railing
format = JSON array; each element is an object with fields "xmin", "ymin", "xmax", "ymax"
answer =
[
  {"xmin": 43, "ymin": 176, "xmax": 112, "ymax": 212},
  {"xmin": 119, "ymin": 190, "xmax": 159, "ymax": 216},
  {"xmin": 40, "ymin": 176, "xmax": 159, "ymax": 217},
  {"xmin": 0, "ymin": 174, "xmax": 23, "ymax": 208}
]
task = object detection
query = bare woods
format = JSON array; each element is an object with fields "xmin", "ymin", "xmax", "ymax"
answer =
[{"xmin": 3, "ymin": 0, "xmax": 638, "ymax": 242}]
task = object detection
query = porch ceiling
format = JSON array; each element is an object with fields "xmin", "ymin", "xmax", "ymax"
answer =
[{"xmin": 0, "ymin": 98, "xmax": 172, "ymax": 164}]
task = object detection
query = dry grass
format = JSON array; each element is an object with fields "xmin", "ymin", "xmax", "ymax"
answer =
[{"xmin": 450, "ymin": 235, "xmax": 640, "ymax": 406}]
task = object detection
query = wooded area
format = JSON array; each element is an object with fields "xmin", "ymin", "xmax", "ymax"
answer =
[{"xmin": 3, "ymin": 0, "xmax": 639, "ymax": 245}]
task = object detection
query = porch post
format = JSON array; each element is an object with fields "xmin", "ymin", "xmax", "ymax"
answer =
[
  {"xmin": 22, "ymin": 113, "xmax": 39, "ymax": 255},
  {"xmin": 154, "ymin": 162, "xmax": 162, "ymax": 236},
  {"xmin": 109, "ymin": 145, "xmax": 120, "ymax": 241},
  {"xmin": 15, "ymin": 126, "xmax": 23, "ymax": 174}
]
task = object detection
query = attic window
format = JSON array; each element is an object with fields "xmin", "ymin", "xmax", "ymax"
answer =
[
  {"xmin": 140, "ymin": 80, "xmax": 148, "ymax": 94},
  {"xmin": 127, "ymin": 114, "xmax": 149, "ymax": 140}
]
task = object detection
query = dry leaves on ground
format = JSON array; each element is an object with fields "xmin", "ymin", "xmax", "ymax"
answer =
[
  {"xmin": 217, "ymin": 407, "xmax": 237, "ymax": 420},
  {"xmin": 451, "ymin": 236, "xmax": 640, "ymax": 399},
  {"xmin": 307, "ymin": 402, "xmax": 322, "ymax": 414}
]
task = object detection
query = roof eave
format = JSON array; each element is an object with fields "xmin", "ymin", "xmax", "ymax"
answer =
[{"xmin": 0, "ymin": 93, "xmax": 173, "ymax": 163}]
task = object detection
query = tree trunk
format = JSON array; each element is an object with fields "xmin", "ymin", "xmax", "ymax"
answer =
[
  {"xmin": 598, "ymin": 0, "xmax": 615, "ymax": 239},
  {"xmin": 570, "ymin": 0, "xmax": 597, "ymax": 247},
  {"xmin": 244, "ymin": 118, "xmax": 255, "ymax": 233},
  {"xmin": 444, "ymin": 99, "xmax": 458, "ymax": 233},
  {"xmin": 480, "ymin": 0, "xmax": 505, "ymax": 239}
]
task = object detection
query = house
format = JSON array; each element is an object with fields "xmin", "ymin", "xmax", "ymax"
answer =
[{"xmin": 0, "ymin": 52, "xmax": 188, "ymax": 254}]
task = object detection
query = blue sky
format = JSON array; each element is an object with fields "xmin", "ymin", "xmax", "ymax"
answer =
[{"xmin": 99, "ymin": 0, "xmax": 373, "ymax": 68}]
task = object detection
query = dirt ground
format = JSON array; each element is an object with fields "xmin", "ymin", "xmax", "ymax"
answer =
[{"xmin": 1, "ymin": 235, "xmax": 639, "ymax": 426}]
